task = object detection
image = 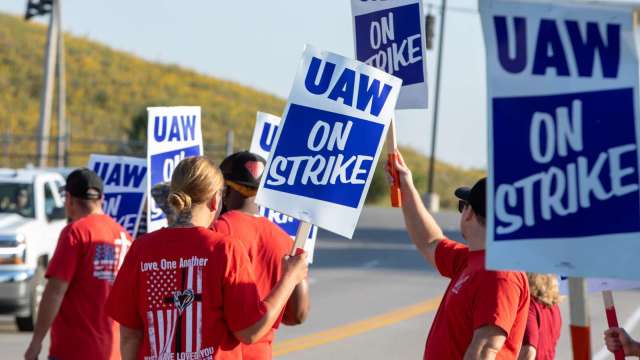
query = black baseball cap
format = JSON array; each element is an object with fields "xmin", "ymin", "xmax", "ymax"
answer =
[
  {"xmin": 454, "ymin": 177, "xmax": 486, "ymax": 218},
  {"xmin": 64, "ymin": 168, "xmax": 103, "ymax": 200},
  {"xmin": 220, "ymin": 151, "xmax": 266, "ymax": 189}
]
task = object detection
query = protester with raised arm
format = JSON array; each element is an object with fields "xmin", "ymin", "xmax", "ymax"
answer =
[
  {"xmin": 213, "ymin": 151, "xmax": 310, "ymax": 360},
  {"xmin": 386, "ymin": 151, "xmax": 530, "ymax": 360}
]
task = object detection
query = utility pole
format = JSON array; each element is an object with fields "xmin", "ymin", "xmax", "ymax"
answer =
[
  {"xmin": 55, "ymin": 0, "xmax": 67, "ymax": 167},
  {"xmin": 26, "ymin": 0, "xmax": 60, "ymax": 168},
  {"xmin": 426, "ymin": 0, "xmax": 447, "ymax": 210}
]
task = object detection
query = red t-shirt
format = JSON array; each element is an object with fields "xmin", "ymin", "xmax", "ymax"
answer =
[
  {"xmin": 46, "ymin": 213, "xmax": 132, "ymax": 360},
  {"xmin": 423, "ymin": 239, "xmax": 530, "ymax": 360},
  {"xmin": 213, "ymin": 210, "xmax": 293, "ymax": 360},
  {"xmin": 523, "ymin": 299, "xmax": 562, "ymax": 360},
  {"xmin": 106, "ymin": 226, "xmax": 266, "ymax": 360}
]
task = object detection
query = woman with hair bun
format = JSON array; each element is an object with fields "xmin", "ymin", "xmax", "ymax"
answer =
[
  {"xmin": 518, "ymin": 273, "xmax": 562, "ymax": 360},
  {"xmin": 106, "ymin": 156, "xmax": 308, "ymax": 359}
]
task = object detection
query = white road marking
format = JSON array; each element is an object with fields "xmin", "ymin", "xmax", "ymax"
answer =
[
  {"xmin": 361, "ymin": 260, "xmax": 380, "ymax": 269},
  {"xmin": 593, "ymin": 305, "xmax": 640, "ymax": 360}
]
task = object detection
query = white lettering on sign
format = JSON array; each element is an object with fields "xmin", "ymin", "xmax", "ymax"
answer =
[
  {"xmin": 162, "ymin": 151, "xmax": 186, "ymax": 182},
  {"xmin": 365, "ymin": 11, "xmax": 422, "ymax": 76},
  {"xmin": 267, "ymin": 120, "xmax": 374, "ymax": 186},
  {"xmin": 495, "ymin": 100, "xmax": 639, "ymax": 235}
]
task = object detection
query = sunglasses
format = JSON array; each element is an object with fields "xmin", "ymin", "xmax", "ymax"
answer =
[{"xmin": 458, "ymin": 200, "xmax": 469, "ymax": 213}]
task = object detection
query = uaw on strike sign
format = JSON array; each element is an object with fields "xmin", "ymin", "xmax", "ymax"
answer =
[
  {"xmin": 351, "ymin": 0, "xmax": 428, "ymax": 109},
  {"xmin": 256, "ymin": 46, "xmax": 401, "ymax": 238},
  {"xmin": 481, "ymin": 1, "xmax": 640, "ymax": 279},
  {"xmin": 89, "ymin": 154, "xmax": 147, "ymax": 237},
  {"xmin": 251, "ymin": 112, "xmax": 319, "ymax": 262},
  {"xmin": 147, "ymin": 106, "xmax": 203, "ymax": 232}
]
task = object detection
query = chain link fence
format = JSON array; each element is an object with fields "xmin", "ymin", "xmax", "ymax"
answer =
[{"xmin": 0, "ymin": 132, "xmax": 233, "ymax": 169}]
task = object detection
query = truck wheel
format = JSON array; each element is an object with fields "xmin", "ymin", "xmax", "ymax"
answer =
[{"xmin": 15, "ymin": 266, "xmax": 46, "ymax": 332}]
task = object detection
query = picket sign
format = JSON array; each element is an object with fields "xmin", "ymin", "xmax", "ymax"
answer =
[
  {"xmin": 251, "ymin": 112, "xmax": 319, "ymax": 262},
  {"xmin": 255, "ymin": 45, "xmax": 402, "ymax": 239},
  {"xmin": 602, "ymin": 290, "xmax": 625, "ymax": 360},
  {"xmin": 350, "ymin": 0, "xmax": 428, "ymax": 109},
  {"xmin": 88, "ymin": 154, "xmax": 147, "ymax": 238},
  {"xmin": 386, "ymin": 119, "xmax": 401, "ymax": 207},
  {"xmin": 568, "ymin": 278, "xmax": 591, "ymax": 360},
  {"xmin": 146, "ymin": 106, "xmax": 203, "ymax": 233},
  {"xmin": 480, "ymin": 0, "xmax": 640, "ymax": 278},
  {"xmin": 351, "ymin": 0, "xmax": 428, "ymax": 207}
]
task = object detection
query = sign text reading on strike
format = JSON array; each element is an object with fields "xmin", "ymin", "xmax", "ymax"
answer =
[
  {"xmin": 355, "ymin": 3, "xmax": 424, "ymax": 84},
  {"xmin": 493, "ymin": 88, "xmax": 640, "ymax": 240},
  {"xmin": 264, "ymin": 104, "xmax": 383, "ymax": 208}
]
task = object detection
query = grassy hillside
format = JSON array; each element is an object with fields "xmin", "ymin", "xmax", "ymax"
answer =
[
  {"xmin": 0, "ymin": 12, "xmax": 285, "ymax": 160},
  {"xmin": 0, "ymin": 12, "xmax": 484, "ymax": 209}
]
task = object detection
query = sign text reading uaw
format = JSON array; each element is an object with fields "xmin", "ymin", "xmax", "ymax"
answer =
[
  {"xmin": 88, "ymin": 155, "xmax": 147, "ymax": 236},
  {"xmin": 481, "ymin": 0, "xmax": 640, "ymax": 279},
  {"xmin": 351, "ymin": 0, "xmax": 428, "ymax": 109},
  {"xmin": 257, "ymin": 46, "xmax": 401, "ymax": 238},
  {"xmin": 147, "ymin": 106, "xmax": 203, "ymax": 232}
]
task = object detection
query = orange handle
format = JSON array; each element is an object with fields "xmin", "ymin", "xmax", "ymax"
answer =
[
  {"xmin": 570, "ymin": 325, "xmax": 591, "ymax": 360},
  {"xmin": 388, "ymin": 153, "xmax": 402, "ymax": 208}
]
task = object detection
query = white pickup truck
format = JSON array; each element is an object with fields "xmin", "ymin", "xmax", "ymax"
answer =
[{"xmin": 0, "ymin": 169, "xmax": 66, "ymax": 331}]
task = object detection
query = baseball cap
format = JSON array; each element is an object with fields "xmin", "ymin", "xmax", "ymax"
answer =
[
  {"xmin": 64, "ymin": 168, "xmax": 103, "ymax": 200},
  {"xmin": 454, "ymin": 177, "xmax": 486, "ymax": 218},
  {"xmin": 220, "ymin": 151, "xmax": 266, "ymax": 189}
]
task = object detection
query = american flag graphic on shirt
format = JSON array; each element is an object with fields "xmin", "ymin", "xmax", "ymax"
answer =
[
  {"xmin": 145, "ymin": 265, "xmax": 204, "ymax": 357},
  {"xmin": 93, "ymin": 232, "xmax": 129, "ymax": 282}
]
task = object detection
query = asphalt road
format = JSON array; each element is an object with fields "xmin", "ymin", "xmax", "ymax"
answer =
[{"xmin": 1, "ymin": 207, "xmax": 639, "ymax": 359}]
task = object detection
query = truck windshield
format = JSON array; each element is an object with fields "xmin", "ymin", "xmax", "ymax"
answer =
[{"xmin": 0, "ymin": 183, "xmax": 35, "ymax": 218}]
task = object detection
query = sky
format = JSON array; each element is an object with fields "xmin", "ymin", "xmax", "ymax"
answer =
[{"xmin": 0, "ymin": 0, "xmax": 487, "ymax": 169}]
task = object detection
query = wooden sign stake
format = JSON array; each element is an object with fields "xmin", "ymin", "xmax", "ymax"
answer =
[{"xmin": 290, "ymin": 221, "xmax": 313, "ymax": 256}]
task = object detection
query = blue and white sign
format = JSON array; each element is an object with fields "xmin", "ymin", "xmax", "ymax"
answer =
[
  {"xmin": 250, "ymin": 112, "xmax": 282, "ymax": 161},
  {"xmin": 251, "ymin": 112, "xmax": 319, "ymax": 262},
  {"xmin": 88, "ymin": 154, "xmax": 147, "ymax": 237},
  {"xmin": 481, "ymin": 1, "xmax": 640, "ymax": 279},
  {"xmin": 256, "ymin": 45, "xmax": 402, "ymax": 238},
  {"xmin": 351, "ymin": 0, "xmax": 428, "ymax": 109},
  {"xmin": 147, "ymin": 106, "xmax": 203, "ymax": 233}
]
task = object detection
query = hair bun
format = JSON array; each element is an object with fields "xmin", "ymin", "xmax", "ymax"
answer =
[{"xmin": 168, "ymin": 191, "xmax": 192, "ymax": 212}]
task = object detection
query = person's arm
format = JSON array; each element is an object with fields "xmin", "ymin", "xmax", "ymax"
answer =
[
  {"xmin": 463, "ymin": 325, "xmax": 507, "ymax": 360},
  {"xmin": 517, "ymin": 345, "xmax": 536, "ymax": 360},
  {"xmin": 282, "ymin": 279, "xmax": 310, "ymax": 325},
  {"xmin": 24, "ymin": 278, "xmax": 69, "ymax": 360},
  {"xmin": 120, "ymin": 325, "xmax": 143, "ymax": 360},
  {"xmin": 604, "ymin": 327, "xmax": 640, "ymax": 356},
  {"xmin": 234, "ymin": 252, "xmax": 308, "ymax": 344},
  {"xmin": 386, "ymin": 151, "xmax": 444, "ymax": 267}
]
